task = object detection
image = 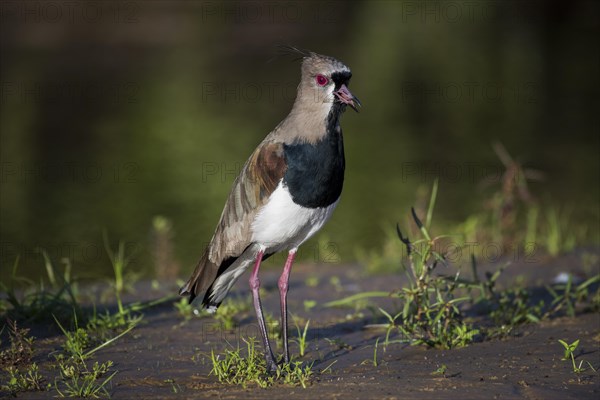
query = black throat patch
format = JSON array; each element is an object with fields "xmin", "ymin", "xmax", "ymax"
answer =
[{"xmin": 282, "ymin": 124, "xmax": 345, "ymax": 209}]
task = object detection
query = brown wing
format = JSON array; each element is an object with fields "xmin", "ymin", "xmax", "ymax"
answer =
[{"xmin": 179, "ymin": 141, "xmax": 287, "ymax": 301}]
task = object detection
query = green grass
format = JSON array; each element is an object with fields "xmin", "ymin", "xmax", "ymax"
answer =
[
  {"xmin": 335, "ymin": 179, "xmax": 600, "ymax": 354},
  {"xmin": 546, "ymin": 274, "xmax": 600, "ymax": 318},
  {"xmin": 2, "ymin": 363, "xmax": 46, "ymax": 394},
  {"xmin": 352, "ymin": 144, "xmax": 600, "ymax": 354},
  {"xmin": 0, "ymin": 255, "xmax": 84, "ymax": 328},
  {"xmin": 209, "ymin": 338, "xmax": 313, "ymax": 388},
  {"xmin": 0, "ymin": 321, "xmax": 47, "ymax": 395},
  {"xmin": 332, "ymin": 181, "xmax": 480, "ymax": 350},
  {"xmin": 103, "ymin": 232, "xmax": 135, "ymax": 317},
  {"xmin": 371, "ymin": 338, "xmax": 380, "ymax": 367},
  {"xmin": 0, "ymin": 320, "xmax": 34, "ymax": 367},
  {"xmin": 174, "ymin": 297, "xmax": 196, "ymax": 321},
  {"xmin": 291, "ymin": 318, "xmax": 310, "ymax": 357},
  {"xmin": 0, "ymin": 234, "xmax": 172, "ymax": 398},
  {"xmin": 55, "ymin": 359, "xmax": 117, "ymax": 398}
]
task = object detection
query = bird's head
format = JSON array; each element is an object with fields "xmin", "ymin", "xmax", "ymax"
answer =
[
  {"xmin": 300, "ymin": 52, "xmax": 361, "ymax": 115},
  {"xmin": 281, "ymin": 47, "xmax": 360, "ymax": 121}
]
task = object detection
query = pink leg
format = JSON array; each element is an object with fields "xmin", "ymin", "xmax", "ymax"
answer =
[
  {"xmin": 249, "ymin": 249, "xmax": 278, "ymax": 372},
  {"xmin": 278, "ymin": 250, "xmax": 296, "ymax": 364}
]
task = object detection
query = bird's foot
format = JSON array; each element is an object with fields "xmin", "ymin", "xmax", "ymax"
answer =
[
  {"xmin": 265, "ymin": 356, "xmax": 294, "ymax": 375},
  {"xmin": 265, "ymin": 355, "xmax": 279, "ymax": 375},
  {"xmin": 265, "ymin": 361, "xmax": 278, "ymax": 375}
]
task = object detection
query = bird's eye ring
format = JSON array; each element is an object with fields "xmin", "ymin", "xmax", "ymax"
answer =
[{"xmin": 315, "ymin": 74, "xmax": 329, "ymax": 86}]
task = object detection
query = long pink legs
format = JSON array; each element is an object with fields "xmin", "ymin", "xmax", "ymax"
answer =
[
  {"xmin": 250, "ymin": 249, "xmax": 297, "ymax": 371},
  {"xmin": 249, "ymin": 250, "xmax": 277, "ymax": 372},
  {"xmin": 278, "ymin": 250, "xmax": 296, "ymax": 364}
]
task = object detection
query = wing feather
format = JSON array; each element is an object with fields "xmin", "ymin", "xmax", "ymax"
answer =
[{"xmin": 179, "ymin": 141, "xmax": 287, "ymax": 301}]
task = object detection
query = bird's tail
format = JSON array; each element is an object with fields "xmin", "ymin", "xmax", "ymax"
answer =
[{"xmin": 178, "ymin": 251, "xmax": 216, "ymax": 304}]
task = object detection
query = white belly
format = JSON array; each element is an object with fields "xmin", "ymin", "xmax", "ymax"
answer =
[{"xmin": 251, "ymin": 182, "xmax": 339, "ymax": 253}]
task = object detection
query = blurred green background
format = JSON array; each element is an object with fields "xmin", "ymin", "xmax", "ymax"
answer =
[{"xmin": 1, "ymin": 0, "xmax": 598, "ymax": 282}]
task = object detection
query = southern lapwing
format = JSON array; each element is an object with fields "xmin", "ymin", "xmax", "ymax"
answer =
[{"xmin": 179, "ymin": 48, "xmax": 360, "ymax": 372}]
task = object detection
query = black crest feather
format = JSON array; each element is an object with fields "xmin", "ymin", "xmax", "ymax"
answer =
[{"xmin": 274, "ymin": 44, "xmax": 312, "ymax": 62}]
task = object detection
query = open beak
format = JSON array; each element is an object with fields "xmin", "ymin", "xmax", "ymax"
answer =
[{"xmin": 334, "ymin": 84, "xmax": 362, "ymax": 112}]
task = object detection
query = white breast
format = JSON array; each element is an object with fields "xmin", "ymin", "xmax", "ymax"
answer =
[{"xmin": 251, "ymin": 181, "xmax": 339, "ymax": 253}]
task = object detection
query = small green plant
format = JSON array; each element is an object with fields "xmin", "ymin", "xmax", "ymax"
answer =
[
  {"xmin": 391, "ymin": 206, "xmax": 479, "ymax": 347},
  {"xmin": 0, "ymin": 234, "xmax": 171, "ymax": 398},
  {"xmin": 331, "ymin": 181, "xmax": 479, "ymax": 349},
  {"xmin": 102, "ymin": 232, "xmax": 143, "ymax": 326},
  {"xmin": 372, "ymin": 338, "xmax": 380, "ymax": 367},
  {"xmin": 52, "ymin": 315, "xmax": 122, "ymax": 398},
  {"xmin": 361, "ymin": 338, "xmax": 381, "ymax": 367},
  {"xmin": 559, "ymin": 339, "xmax": 579, "ymax": 361},
  {"xmin": 210, "ymin": 338, "xmax": 269, "ymax": 388},
  {"xmin": 52, "ymin": 315, "xmax": 93, "ymax": 362},
  {"xmin": 0, "ymin": 319, "xmax": 34, "ymax": 367},
  {"xmin": 209, "ymin": 338, "xmax": 313, "ymax": 388},
  {"xmin": 336, "ymin": 176, "xmax": 599, "ymax": 352},
  {"xmin": 303, "ymin": 300, "xmax": 317, "ymax": 312},
  {"xmin": 378, "ymin": 308, "xmax": 402, "ymax": 346},
  {"xmin": 55, "ymin": 360, "xmax": 117, "ymax": 398},
  {"xmin": 49, "ymin": 309, "xmax": 132, "ymax": 397},
  {"xmin": 488, "ymin": 287, "xmax": 543, "ymax": 331},
  {"xmin": 2, "ymin": 238, "xmax": 157, "ymax": 335},
  {"xmin": 164, "ymin": 378, "xmax": 182, "ymax": 393},
  {"xmin": 2, "ymin": 363, "xmax": 46, "ymax": 394},
  {"xmin": 54, "ymin": 314, "xmax": 137, "ymax": 364},
  {"xmin": 174, "ymin": 297, "xmax": 197, "ymax": 321},
  {"xmin": 0, "ymin": 321, "xmax": 47, "ymax": 396},
  {"xmin": 291, "ymin": 318, "xmax": 310, "ymax": 357},
  {"xmin": 558, "ymin": 339, "xmax": 596, "ymax": 374},
  {"xmin": 85, "ymin": 308, "xmax": 143, "ymax": 341},
  {"xmin": 213, "ymin": 296, "xmax": 251, "ymax": 330},
  {"xmin": 63, "ymin": 327, "xmax": 92, "ymax": 360},
  {"xmin": 389, "ymin": 183, "xmax": 478, "ymax": 348},
  {"xmin": 276, "ymin": 361, "xmax": 313, "ymax": 388},
  {"xmin": 547, "ymin": 274, "xmax": 600, "ymax": 318},
  {"xmin": 431, "ymin": 364, "xmax": 447, "ymax": 376},
  {"xmin": 459, "ymin": 259, "xmax": 544, "ymax": 333},
  {"xmin": 0, "ymin": 256, "xmax": 83, "ymax": 327}
]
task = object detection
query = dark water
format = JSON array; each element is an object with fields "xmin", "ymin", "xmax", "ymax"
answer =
[{"xmin": 1, "ymin": 1, "xmax": 598, "ymax": 282}]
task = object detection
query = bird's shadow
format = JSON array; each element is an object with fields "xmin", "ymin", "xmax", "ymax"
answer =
[{"xmin": 299, "ymin": 318, "xmax": 412, "ymax": 369}]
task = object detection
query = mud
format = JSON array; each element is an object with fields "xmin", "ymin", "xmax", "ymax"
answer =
[{"xmin": 2, "ymin": 250, "xmax": 599, "ymax": 399}]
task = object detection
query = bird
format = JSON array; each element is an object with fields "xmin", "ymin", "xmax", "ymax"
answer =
[{"xmin": 179, "ymin": 47, "xmax": 360, "ymax": 372}]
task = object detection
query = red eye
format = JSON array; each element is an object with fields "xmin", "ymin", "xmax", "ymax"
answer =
[{"xmin": 316, "ymin": 74, "xmax": 329, "ymax": 86}]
